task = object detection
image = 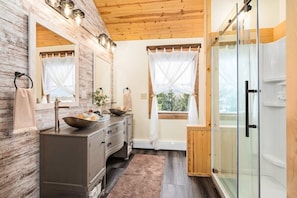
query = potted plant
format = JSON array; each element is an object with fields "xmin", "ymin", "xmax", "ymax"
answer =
[{"xmin": 93, "ymin": 88, "xmax": 108, "ymax": 114}]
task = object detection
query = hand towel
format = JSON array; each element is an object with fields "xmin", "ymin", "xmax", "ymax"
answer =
[
  {"xmin": 13, "ymin": 88, "xmax": 37, "ymax": 133},
  {"xmin": 123, "ymin": 92, "xmax": 132, "ymax": 111}
]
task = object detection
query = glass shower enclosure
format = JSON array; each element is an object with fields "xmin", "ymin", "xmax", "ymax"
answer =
[
  {"xmin": 211, "ymin": 1, "xmax": 260, "ymax": 197},
  {"xmin": 211, "ymin": 0, "xmax": 287, "ymax": 197}
]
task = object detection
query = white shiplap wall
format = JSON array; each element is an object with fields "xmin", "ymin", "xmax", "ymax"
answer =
[{"xmin": 0, "ymin": 0, "xmax": 111, "ymax": 196}]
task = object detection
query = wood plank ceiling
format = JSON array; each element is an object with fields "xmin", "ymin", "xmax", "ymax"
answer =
[
  {"xmin": 36, "ymin": 24, "xmax": 72, "ymax": 47},
  {"xmin": 94, "ymin": 0, "xmax": 204, "ymax": 41}
]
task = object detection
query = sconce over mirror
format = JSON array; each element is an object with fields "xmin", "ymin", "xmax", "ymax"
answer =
[
  {"xmin": 29, "ymin": 13, "xmax": 79, "ymax": 109},
  {"xmin": 93, "ymin": 52, "xmax": 112, "ymax": 105},
  {"xmin": 45, "ymin": 0, "xmax": 85, "ymax": 26},
  {"xmin": 98, "ymin": 33, "xmax": 117, "ymax": 53}
]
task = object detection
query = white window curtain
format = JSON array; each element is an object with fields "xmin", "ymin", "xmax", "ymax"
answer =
[
  {"xmin": 41, "ymin": 56, "xmax": 75, "ymax": 100},
  {"xmin": 148, "ymin": 49, "xmax": 199, "ymax": 147}
]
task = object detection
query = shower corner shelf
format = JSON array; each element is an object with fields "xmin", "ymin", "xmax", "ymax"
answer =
[
  {"xmin": 263, "ymin": 101, "xmax": 286, "ymax": 107},
  {"xmin": 262, "ymin": 154, "xmax": 286, "ymax": 168},
  {"xmin": 263, "ymin": 76, "xmax": 286, "ymax": 83},
  {"xmin": 277, "ymin": 81, "xmax": 286, "ymax": 86}
]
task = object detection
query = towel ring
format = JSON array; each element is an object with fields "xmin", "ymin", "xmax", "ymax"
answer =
[
  {"xmin": 97, "ymin": 87, "xmax": 103, "ymax": 94},
  {"xmin": 123, "ymin": 87, "xmax": 131, "ymax": 94},
  {"xmin": 14, "ymin": 72, "xmax": 33, "ymax": 89}
]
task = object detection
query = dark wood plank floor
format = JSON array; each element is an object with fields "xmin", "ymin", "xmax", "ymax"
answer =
[{"xmin": 104, "ymin": 149, "xmax": 221, "ymax": 198}]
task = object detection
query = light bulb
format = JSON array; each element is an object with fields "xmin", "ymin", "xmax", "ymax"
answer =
[
  {"xmin": 101, "ymin": 36, "xmax": 106, "ymax": 46},
  {"xmin": 49, "ymin": 0, "xmax": 58, "ymax": 7},
  {"xmin": 64, "ymin": 5, "xmax": 72, "ymax": 16},
  {"xmin": 111, "ymin": 43, "xmax": 117, "ymax": 52},
  {"xmin": 75, "ymin": 16, "xmax": 81, "ymax": 25},
  {"xmin": 106, "ymin": 40, "xmax": 111, "ymax": 49}
]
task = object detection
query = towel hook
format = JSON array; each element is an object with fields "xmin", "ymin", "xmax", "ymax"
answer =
[
  {"xmin": 123, "ymin": 87, "xmax": 131, "ymax": 94},
  {"xmin": 98, "ymin": 87, "xmax": 103, "ymax": 94},
  {"xmin": 14, "ymin": 72, "xmax": 33, "ymax": 89}
]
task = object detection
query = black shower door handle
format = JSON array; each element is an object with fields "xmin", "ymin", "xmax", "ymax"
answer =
[{"xmin": 245, "ymin": 81, "xmax": 257, "ymax": 137}]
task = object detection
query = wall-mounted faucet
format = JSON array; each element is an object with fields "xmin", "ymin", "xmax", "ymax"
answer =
[{"xmin": 54, "ymin": 98, "xmax": 70, "ymax": 132}]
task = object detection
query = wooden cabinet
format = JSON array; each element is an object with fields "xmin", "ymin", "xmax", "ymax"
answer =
[
  {"xmin": 40, "ymin": 130, "xmax": 106, "ymax": 198},
  {"xmin": 187, "ymin": 126, "xmax": 211, "ymax": 176}
]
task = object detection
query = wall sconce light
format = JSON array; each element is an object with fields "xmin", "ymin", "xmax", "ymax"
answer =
[
  {"xmin": 73, "ymin": 9, "xmax": 85, "ymax": 25},
  {"xmin": 45, "ymin": 0, "xmax": 85, "ymax": 26},
  {"xmin": 98, "ymin": 33, "xmax": 117, "ymax": 52}
]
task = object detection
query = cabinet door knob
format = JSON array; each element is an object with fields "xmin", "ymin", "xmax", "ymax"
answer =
[{"xmin": 101, "ymin": 141, "xmax": 105, "ymax": 144}]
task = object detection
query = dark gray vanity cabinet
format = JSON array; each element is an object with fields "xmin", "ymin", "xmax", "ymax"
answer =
[
  {"xmin": 40, "ymin": 129, "xmax": 106, "ymax": 198},
  {"xmin": 113, "ymin": 114, "xmax": 133, "ymax": 159}
]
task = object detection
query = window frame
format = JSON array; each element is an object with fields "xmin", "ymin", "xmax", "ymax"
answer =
[{"xmin": 148, "ymin": 54, "xmax": 199, "ymax": 120}]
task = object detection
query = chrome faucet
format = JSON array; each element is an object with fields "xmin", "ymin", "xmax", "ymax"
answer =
[{"xmin": 54, "ymin": 98, "xmax": 70, "ymax": 132}]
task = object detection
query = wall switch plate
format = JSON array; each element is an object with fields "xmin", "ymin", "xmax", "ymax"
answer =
[{"xmin": 140, "ymin": 93, "xmax": 147, "ymax": 100}]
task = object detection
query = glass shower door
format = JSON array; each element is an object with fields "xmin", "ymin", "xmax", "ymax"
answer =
[
  {"xmin": 211, "ymin": 6, "xmax": 238, "ymax": 197},
  {"xmin": 237, "ymin": 0, "xmax": 260, "ymax": 197}
]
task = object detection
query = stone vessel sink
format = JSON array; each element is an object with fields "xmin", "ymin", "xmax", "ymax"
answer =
[
  {"xmin": 109, "ymin": 109, "xmax": 127, "ymax": 116},
  {"xmin": 63, "ymin": 117, "xmax": 98, "ymax": 129}
]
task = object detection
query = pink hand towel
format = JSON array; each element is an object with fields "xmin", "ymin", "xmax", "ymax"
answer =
[
  {"xmin": 123, "ymin": 92, "xmax": 132, "ymax": 111},
  {"xmin": 13, "ymin": 88, "xmax": 37, "ymax": 133}
]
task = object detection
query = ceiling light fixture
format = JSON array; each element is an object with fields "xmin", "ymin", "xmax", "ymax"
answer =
[
  {"xmin": 98, "ymin": 33, "xmax": 117, "ymax": 53},
  {"xmin": 61, "ymin": 0, "xmax": 74, "ymax": 17},
  {"xmin": 73, "ymin": 9, "xmax": 85, "ymax": 26},
  {"xmin": 45, "ymin": 0, "xmax": 85, "ymax": 26}
]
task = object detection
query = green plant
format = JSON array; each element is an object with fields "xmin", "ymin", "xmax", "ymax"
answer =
[
  {"xmin": 157, "ymin": 90, "xmax": 189, "ymax": 112},
  {"xmin": 93, "ymin": 88, "xmax": 108, "ymax": 107}
]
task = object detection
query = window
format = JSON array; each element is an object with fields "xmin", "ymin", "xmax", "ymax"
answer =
[
  {"xmin": 157, "ymin": 90, "xmax": 190, "ymax": 112},
  {"xmin": 41, "ymin": 56, "xmax": 75, "ymax": 103},
  {"xmin": 148, "ymin": 46, "xmax": 199, "ymax": 119}
]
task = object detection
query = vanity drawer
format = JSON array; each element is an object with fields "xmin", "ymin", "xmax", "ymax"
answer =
[
  {"xmin": 106, "ymin": 122, "xmax": 125, "ymax": 137},
  {"xmin": 105, "ymin": 129, "xmax": 125, "ymax": 158}
]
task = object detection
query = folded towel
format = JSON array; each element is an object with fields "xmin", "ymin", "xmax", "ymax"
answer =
[
  {"xmin": 13, "ymin": 88, "xmax": 37, "ymax": 133},
  {"xmin": 123, "ymin": 92, "xmax": 132, "ymax": 111}
]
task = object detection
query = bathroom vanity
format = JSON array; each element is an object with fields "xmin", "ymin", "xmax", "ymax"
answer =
[{"xmin": 40, "ymin": 114, "xmax": 133, "ymax": 198}]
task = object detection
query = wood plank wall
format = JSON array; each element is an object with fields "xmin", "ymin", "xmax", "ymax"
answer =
[
  {"xmin": 187, "ymin": 126, "xmax": 211, "ymax": 176},
  {"xmin": 0, "ymin": 0, "xmax": 111, "ymax": 196},
  {"xmin": 286, "ymin": 0, "xmax": 297, "ymax": 197}
]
